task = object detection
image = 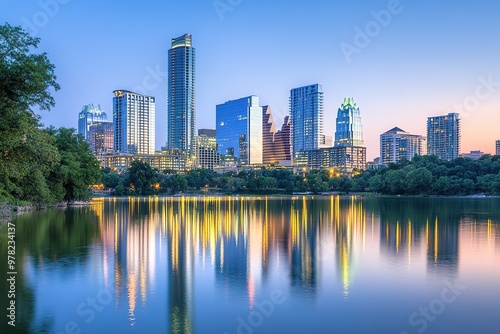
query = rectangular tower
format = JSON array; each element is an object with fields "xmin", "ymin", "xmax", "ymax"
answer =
[
  {"xmin": 427, "ymin": 113, "xmax": 460, "ymax": 160},
  {"xmin": 290, "ymin": 84, "xmax": 324, "ymax": 160},
  {"xmin": 167, "ymin": 34, "xmax": 196, "ymax": 156},
  {"xmin": 113, "ymin": 90, "xmax": 155, "ymax": 155}
]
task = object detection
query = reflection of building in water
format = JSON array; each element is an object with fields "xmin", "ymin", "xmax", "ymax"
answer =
[
  {"xmin": 96, "ymin": 198, "xmax": 161, "ymax": 327},
  {"xmin": 164, "ymin": 197, "xmax": 196, "ymax": 334},
  {"xmin": 380, "ymin": 218, "xmax": 417, "ymax": 265},
  {"xmin": 426, "ymin": 217, "xmax": 459, "ymax": 275},
  {"xmin": 332, "ymin": 197, "xmax": 368, "ymax": 297},
  {"xmin": 287, "ymin": 197, "xmax": 319, "ymax": 295}
]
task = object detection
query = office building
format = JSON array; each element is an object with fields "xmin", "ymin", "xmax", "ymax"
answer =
[
  {"xmin": 262, "ymin": 106, "xmax": 292, "ymax": 165},
  {"xmin": 88, "ymin": 122, "xmax": 114, "ymax": 155},
  {"xmin": 216, "ymin": 96, "xmax": 263, "ymax": 165},
  {"xmin": 496, "ymin": 140, "xmax": 500, "ymax": 155},
  {"xmin": 334, "ymin": 97, "xmax": 363, "ymax": 147},
  {"xmin": 113, "ymin": 90, "xmax": 155, "ymax": 155},
  {"xmin": 167, "ymin": 34, "xmax": 196, "ymax": 156},
  {"xmin": 427, "ymin": 113, "xmax": 460, "ymax": 160},
  {"xmin": 78, "ymin": 104, "xmax": 108, "ymax": 140},
  {"xmin": 194, "ymin": 129, "xmax": 219, "ymax": 169},
  {"xmin": 290, "ymin": 84, "xmax": 324, "ymax": 159},
  {"xmin": 380, "ymin": 127, "xmax": 426, "ymax": 164}
]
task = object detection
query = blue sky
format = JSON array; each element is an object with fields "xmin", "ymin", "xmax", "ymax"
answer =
[{"xmin": 2, "ymin": 0, "xmax": 500, "ymax": 159}]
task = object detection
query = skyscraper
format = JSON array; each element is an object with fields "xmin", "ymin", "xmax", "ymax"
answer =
[
  {"xmin": 113, "ymin": 90, "xmax": 155, "ymax": 155},
  {"xmin": 167, "ymin": 34, "xmax": 196, "ymax": 156},
  {"xmin": 334, "ymin": 97, "xmax": 363, "ymax": 147},
  {"xmin": 216, "ymin": 96, "xmax": 262, "ymax": 165},
  {"xmin": 380, "ymin": 127, "xmax": 426, "ymax": 164},
  {"xmin": 290, "ymin": 84, "xmax": 324, "ymax": 159},
  {"xmin": 427, "ymin": 113, "xmax": 460, "ymax": 160},
  {"xmin": 496, "ymin": 140, "xmax": 500, "ymax": 156},
  {"xmin": 78, "ymin": 104, "xmax": 108, "ymax": 140}
]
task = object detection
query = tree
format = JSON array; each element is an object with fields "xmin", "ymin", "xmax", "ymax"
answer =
[
  {"xmin": 127, "ymin": 160, "xmax": 158, "ymax": 195},
  {"xmin": 46, "ymin": 127, "xmax": 101, "ymax": 202},
  {"xmin": 405, "ymin": 167, "xmax": 433, "ymax": 195},
  {"xmin": 0, "ymin": 23, "xmax": 60, "ymax": 204}
]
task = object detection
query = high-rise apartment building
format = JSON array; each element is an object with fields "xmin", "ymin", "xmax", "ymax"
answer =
[
  {"xmin": 380, "ymin": 127, "xmax": 426, "ymax": 164},
  {"xmin": 216, "ymin": 96, "xmax": 262, "ymax": 165},
  {"xmin": 496, "ymin": 140, "xmax": 500, "ymax": 156},
  {"xmin": 290, "ymin": 84, "xmax": 324, "ymax": 159},
  {"xmin": 113, "ymin": 90, "xmax": 155, "ymax": 155},
  {"xmin": 334, "ymin": 97, "xmax": 363, "ymax": 147},
  {"xmin": 262, "ymin": 106, "xmax": 292, "ymax": 165},
  {"xmin": 427, "ymin": 113, "xmax": 460, "ymax": 160},
  {"xmin": 167, "ymin": 34, "xmax": 196, "ymax": 156},
  {"xmin": 88, "ymin": 122, "xmax": 114, "ymax": 155},
  {"xmin": 78, "ymin": 104, "xmax": 108, "ymax": 140}
]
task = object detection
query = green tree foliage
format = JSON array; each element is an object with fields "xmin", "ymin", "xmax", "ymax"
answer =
[
  {"xmin": 0, "ymin": 24, "xmax": 101, "ymax": 204},
  {"xmin": 45, "ymin": 127, "xmax": 101, "ymax": 202},
  {"xmin": 0, "ymin": 23, "xmax": 61, "ymax": 203},
  {"xmin": 364, "ymin": 155, "xmax": 500, "ymax": 195},
  {"xmin": 127, "ymin": 160, "xmax": 158, "ymax": 195}
]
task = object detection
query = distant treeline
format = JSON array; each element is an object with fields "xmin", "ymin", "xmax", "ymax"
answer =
[{"xmin": 101, "ymin": 155, "xmax": 500, "ymax": 196}]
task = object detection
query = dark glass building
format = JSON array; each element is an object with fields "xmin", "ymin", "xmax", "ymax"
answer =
[{"xmin": 216, "ymin": 96, "xmax": 262, "ymax": 165}]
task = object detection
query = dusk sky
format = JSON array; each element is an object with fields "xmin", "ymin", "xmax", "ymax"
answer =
[{"xmin": 2, "ymin": 0, "xmax": 499, "ymax": 160}]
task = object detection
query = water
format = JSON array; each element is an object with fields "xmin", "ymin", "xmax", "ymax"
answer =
[{"xmin": 1, "ymin": 196, "xmax": 500, "ymax": 334}]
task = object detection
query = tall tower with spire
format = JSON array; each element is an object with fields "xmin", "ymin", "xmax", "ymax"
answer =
[{"xmin": 334, "ymin": 97, "xmax": 363, "ymax": 147}]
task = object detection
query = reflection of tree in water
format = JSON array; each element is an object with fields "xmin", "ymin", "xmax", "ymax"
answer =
[
  {"xmin": 0, "ymin": 208, "xmax": 100, "ymax": 334},
  {"xmin": 374, "ymin": 197, "xmax": 500, "ymax": 276}
]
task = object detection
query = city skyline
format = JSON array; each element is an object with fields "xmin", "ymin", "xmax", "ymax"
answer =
[{"xmin": 2, "ymin": 1, "xmax": 500, "ymax": 160}]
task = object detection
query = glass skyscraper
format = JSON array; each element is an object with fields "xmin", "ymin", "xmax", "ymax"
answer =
[
  {"xmin": 167, "ymin": 34, "xmax": 196, "ymax": 156},
  {"xmin": 216, "ymin": 96, "xmax": 262, "ymax": 165},
  {"xmin": 78, "ymin": 104, "xmax": 108, "ymax": 140},
  {"xmin": 113, "ymin": 90, "xmax": 155, "ymax": 155},
  {"xmin": 334, "ymin": 97, "xmax": 363, "ymax": 147},
  {"xmin": 427, "ymin": 113, "xmax": 460, "ymax": 160},
  {"xmin": 290, "ymin": 84, "xmax": 324, "ymax": 159}
]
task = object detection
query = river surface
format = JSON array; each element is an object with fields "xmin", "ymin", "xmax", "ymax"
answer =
[{"xmin": 1, "ymin": 196, "xmax": 500, "ymax": 334}]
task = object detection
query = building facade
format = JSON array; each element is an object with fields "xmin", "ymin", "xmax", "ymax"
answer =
[
  {"xmin": 113, "ymin": 90, "xmax": 155, "ymax": 155},
  {"xmin": 427, "ymin": 113, "xmax": 460, "ymax": 160},
  {"xmin": 496, "ymin": 140, "xmax": 500, "ymax": 156},
  {"xmin": 216, "ymin": 96, "xmax": 263, "ymax": 165},
  {"xmin": 380, "ymin": 127, "xmax": 426, "ymax": 164},
  {"xmin": 78, "ymin": 104, "xmax": 108, "ymax": 140},
  {"xmin": 334, "ymin": 97, "xmax": 363, "ymax": 147},
  {"xmin": 167, "ymin": 34, "xmax": 196, "ymax": 156},
  {"xmin": 88, "ymin": 122, "xmax": 114, "ymax": 155},
  {"xmin": 290, "ymin": 84, "xmax": 324, "ymax": 159},
  {"xmin": 97, "ymin": 150, "xmax": 186, "ymax": 173},
  {"xmin": 262, "ymin": 106, "xmax": 292, "ymax": 165},
  {"xmin": 194, "ymin": 129, "xmax": 219, "ymax": 169},
  {"xmin": 295, "ymin": 146, "xmax": 366, "ymax": 175}
]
